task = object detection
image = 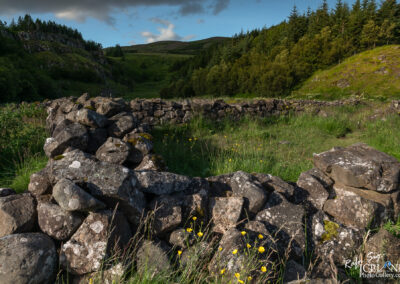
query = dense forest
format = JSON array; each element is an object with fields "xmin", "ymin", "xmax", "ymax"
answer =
[{"xmin": 161, "ymin": 0, "xmax": 400, "ymax": 98}]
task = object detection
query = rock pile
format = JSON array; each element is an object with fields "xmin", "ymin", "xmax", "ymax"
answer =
[{"xmin": 0, "ymin": 95, "xmax": 399, "ymax": 284}]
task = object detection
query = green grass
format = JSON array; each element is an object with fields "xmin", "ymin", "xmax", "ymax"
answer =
[
  {"xmin": 152, "ymin": 103, "xmax": 400, "ymax": 182},
  {"xmin": 293, "ymin": 45, "xmax": 400, "ymax": 100},
  {"xmin": 0, "ymin": 103, "xmax": 48, "ymax": 192}
]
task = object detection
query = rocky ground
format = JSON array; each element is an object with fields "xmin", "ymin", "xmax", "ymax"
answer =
[{"xmin": 0, "ymin": 95, "xmax": 400, "ymax": 284}]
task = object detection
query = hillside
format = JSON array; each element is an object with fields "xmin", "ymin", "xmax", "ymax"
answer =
[
  {"xmin": 121, "ymin": 37, "xmax": 228, "ymax": 55},
  {"xmin": 293, "ymin": 45, "xmax": 400, "ymax": 100}
]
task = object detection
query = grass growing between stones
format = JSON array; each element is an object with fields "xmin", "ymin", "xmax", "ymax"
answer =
[
  {"xmin": 152, "ymin": 103, "xmax": 400, "ymax": 182},
  {"xmin": 0, "ymin": 103, "xmax": 48, "ymax": 192}
]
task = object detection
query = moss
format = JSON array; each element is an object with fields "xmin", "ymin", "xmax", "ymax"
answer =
[
  {"xmin": 127, "ymin": 138, "xmax": 139, "ymax": 146},
  {"xmin": 53, "ymin": 154, "xmax": 65, "ymax": 160},
  {"xmin": 139, "ymin": 133, "xmax": 153, "ymax": 141},
  {"xmin": 84, "ymin": 105, "xmax": 96, "ymax": 111},
  {"xmin": 321, "ymin": 220, "xmax": 339, "ymax": 243}
]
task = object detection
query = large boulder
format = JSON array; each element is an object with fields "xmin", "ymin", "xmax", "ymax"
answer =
[
  {"xmin": 48, "ymin": 150, "xmax": 146, "ymax": 225},
  {"xmin": 230, "ymin": 171, "xmax": 268, "ymax": 214},
  {"xmin": 297, "ymin": 169, "xmax": 330, "ymax": 210},
  {"xmin": 314, "ymin": 143, "xmax": 400, "ymax": 192},
  {"xmin": 123, "ymin": 132, "xmax": 153, "ymax": 155},
  {"xmin": 209, "ymin": 197, "xmax": 244, "ymax": 233},
  {"xmin": 28, "ymin": 169, "xmax": 52, "ymax": 197},
  {"xmin": 107, "ymin": 112, "xmax": 137, "ymax": 138},
  {"xmin": 38, "ymin": 201, "xmax": 84, "ymax": 241},
  {"xmin": 256, "ymin": 192, "xmax": 305, "ymax": 259},
  {"xmin": 66, "ymin": 108, "xmax": 108, "ymax": 128},
  {"xmin": 0, "ymin": 233, "xmax": 57, "ymax": 284},
  {"xmin": 150, "ymin": 196, "xmax": 182, "ymax": 236},
  {"xmin": 135, "ymin": 171, "xmax": 192, "ymax": 195},
  {"xmin": 60, "ymin": 210, "xmax": 132, "ymax": 275},
  {"xmin": 94, "ymin": 97, "xmax": 127, "ymax": 117},
  {"xmin": 323, "ymin": 184, "xmax": 393, "ymax": 229},
  {"xmin": 44, "ymin": 120, "xmax": 88, "ymax": 158},
  {"xmin": 53, "ymin": 178, "xmax": 106, "ymax": 212},
  {"xmin": 0, "ymin": 193, "xmax": 36, "ymax": 237},
  {"xmin": 95, "ymin": 137, "xmax": 134, "ymax": 165}
]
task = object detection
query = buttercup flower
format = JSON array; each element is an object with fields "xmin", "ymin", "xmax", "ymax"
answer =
[
  {"xmin": 258, "ymin": 234, "xmax": 264, "ymax": 239},
  {"xmin": 218, "ymin": 247, "xmax": 223, "ymax": 251},
  {"xmin": 235, "ymin": 272, "xmax": 240, "ymax": 278},
  {"xmin": 238, "ymin": 280, "xmax": 244, "ymax": 284},
  {"xmin": 220, "ymin": 268, "xmax": 226, "ymax": 275},
  {"xmin": 261, "ymin": 266, "xmax": 267, "ymax": 273},
  {"xmin": 232, "ymin": 249, "xmax": 238, "ymax": 255},
  {"xmin": 186, "ymin": 228, "xmax": 193, "ymax": 233},
  {"xmin": 192, "ymin": 216, "xmax": 197, "ymax": 221},
  {"xmin": 246, "ymin": 243, "xmax": 252, "ymax": 248},
  {"xmin": 177, "ymin": 250, "xmax": 182, "ymax": 256},
  {"xmin": 197, "ymin": 232, "xmax": 204, "ymax": 237},
  {"xmin": 241, "ymin": 231, "xmax": 246, "ymax": 236},
  {"xmin": 258, "ymin": 246, "xmax": 265, "ymax": 253},
  {"xmin": 248, "ymin": 276, "xmax": 253, "ymax": 280}
]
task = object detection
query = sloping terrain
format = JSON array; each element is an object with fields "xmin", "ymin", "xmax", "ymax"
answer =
[
  {"xmin": 294, "ymin": 45, "xmax": 400, "ymax": 100},
  {"xmin": 122, "ymin": 37, "xmax": 228, "ymax": 55}
]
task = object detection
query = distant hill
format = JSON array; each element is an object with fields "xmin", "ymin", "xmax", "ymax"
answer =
[
  {"xmin": 121, "ymin": 37, "xmax": 229, "ymax": 55},
  {"xmin": 293, "ymin": 45, "xmax": 400, "ymax": 100}
]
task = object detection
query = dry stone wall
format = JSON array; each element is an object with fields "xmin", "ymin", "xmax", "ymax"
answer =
[{"xmin": 0, "ymin": 95, "xmax": 399, "ymax": 284}]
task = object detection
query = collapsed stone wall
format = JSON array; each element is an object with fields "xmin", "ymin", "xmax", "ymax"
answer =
[{"xmin": 0, "ymin": 95, "xmax": 399, "ymax": 284}]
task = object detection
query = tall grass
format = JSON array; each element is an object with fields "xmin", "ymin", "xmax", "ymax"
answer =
[
  {"xmin": 152, "ymin": 104, "xmax": 400, "ymax": 181},
  {"xmin": 0, "ymin": 103, "xmax": 48, "ymax": 192}
]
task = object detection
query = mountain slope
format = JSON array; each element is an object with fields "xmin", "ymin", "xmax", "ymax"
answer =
[
  {"xmin": 122, "ymin": 37, "xmax": 229, "ymax": 55},
  {"xmin": 293, "ymin": 45, "xmax": 400, "ymax": 100}
]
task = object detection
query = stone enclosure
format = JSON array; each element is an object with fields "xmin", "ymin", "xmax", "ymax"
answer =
[{"xmin": 0, "ymin": 95, "xmax": 400, "ymax": 284}]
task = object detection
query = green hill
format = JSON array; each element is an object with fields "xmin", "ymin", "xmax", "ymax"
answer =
[
  {"xmin": 293, "ymin": 45, "xmax": 400, "ymax": 100},
  {"xmin": 121, "ymin": 37, "xmax": 228, "ymax": 55}
]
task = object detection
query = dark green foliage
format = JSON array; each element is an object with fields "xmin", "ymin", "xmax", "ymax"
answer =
[
  {"xmin": 106, "ymin": 44, "xmax": 125, "ymax": 57},
  {"xmin": 161, "ymin": 0, "xmax": 400, "ymax": 99}
]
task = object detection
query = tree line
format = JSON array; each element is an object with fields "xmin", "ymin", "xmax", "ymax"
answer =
[{"xmin": 161, "ymin": 0, "xmax": 400, "ymax": 98}]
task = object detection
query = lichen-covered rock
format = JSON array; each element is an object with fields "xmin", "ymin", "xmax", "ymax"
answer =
[
  {"xmin": 135, "ymin": 171, "xmax": 192, "ymax": 195},
  {"xmin": 66, "ymin": 108, "xmax": 108, "ymax": 128},
  {"xmin": 53, "ymin": 178, "xmax": 106, "ymax": 212},
  {"xmin": 256, "ymin": 192, "xmax": 305, "ymax": 259},
  {"xmin": 107, "ymin": 112, "xmax": 137, "ymax": 138},
  {"xmin": 0, "ymin": 193, "xmax": 36, "ymax": 237},
  {"xmin": 297, "ymin": 170, "xmax": 330, "ymax": 210},
  {"xmin": 181, "ymin": 189, "xmax": 209, "ymax": 223},
  {"xmin": 314, "ymin": 143, "xmax": 400, "ymax": 192},
  {"xmin": 44, "ymin": 120, "xmax": 88, "ymax": 158},
  {"xmin": 323, "ymin": 184, "xmax": 392, "ymax": 229},
  {"xmin": 230, "ymin": 171, "xmax": 268, "ymax": 214},
  {"xmin": 150, "ymin": 196, "xmax": 182, "ymax": 236},
  {"xmin": 169, "ymin": 228, "xmax": 194, "ymax": 248},
  {"xmin": 206, "ymin": 173, "xmax": 234, "ymax": 197},
  {"xmin": 73, "ymin": 263, "xmax": 126, "ymax": 284},
  {"xmin": 311, "ymin": 210, "xmax": 363, "ymax": 266},
  {"xmin": 94, "ymin": 97, "xmax": 127, "ymax": 117},
  {"xmin": 60, "ymin": 210, "xmax": 132, "ymax": 275},
  {"xmin": 48, "ymin": 150, "xmax": 146, "ymax": 225},
  {"xmin": 0, "ymin": 188, "xmax": 16, "ymax": 197},
  {"xmin": 136, "ymin": 240, "xmax": 171, "ymax": 276},
  {"xmin": 38, "ymin": 201, "xmax": 84, "ymax": 241},
  {"xmin": 123, "ymin": 132, "xmax": 153, "ymax": 155},
  {"xmin": 28, "ymin": 168, "xmax": 51, "ymax": 197},
  {"xmin": 95, "ymin": 137, "xmax": 133, "ymax": 165},
  {"xmin": 134, "ymin": 154, "xmax": 165, "ymax": 171},
  {"xmin": 364, "ymin": 228, "xmax": 400, "ymax": 267},
  {"xmin": 0, "ymin": 233, "xmax": 57, "ymax": 284},
  {"xmin": 209, "ymin": 197, "xmax": 244, "ymax": 233}
]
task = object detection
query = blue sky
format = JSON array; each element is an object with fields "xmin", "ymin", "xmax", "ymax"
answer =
[{"xmin": 0, "ymin": 0, "xmax": 356, "ymax": 47}]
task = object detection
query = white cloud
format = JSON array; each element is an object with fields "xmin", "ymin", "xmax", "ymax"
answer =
[{"xmin": 141, "ymin": 18, "xmax": 195, "ymax": 43}]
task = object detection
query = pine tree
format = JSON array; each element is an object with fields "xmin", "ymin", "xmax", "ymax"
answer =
[{"xmin": 361, "ymin": 20, "xmax": 379, "ymax": 48}]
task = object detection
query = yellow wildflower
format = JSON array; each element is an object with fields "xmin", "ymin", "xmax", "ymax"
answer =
[
  {"xmin": 192, "ymin": 216, "xmax": 197, "ymax": 221},
  {"xmin": 238, "ymin": 280, "xmax": 244, "ymax": 284},
  {"xmin": 258, "ymin": 246, "xmax": 265, "ymax": 253},
  {"xmin": 241, "ymin": 231, "xmax": 246, "ymax": 236},
  {"xmin": 235, "ymin": 272, "xmax": 240, "ymax": 278},
  {"xmin": 258, "ymin": 234, "xmax": 264, "ymax": 239},
  {"xmin": 89, "ymin": 279, "xmax": 93, "ymax": 284},
  {"xmin": 246, "ymin": 243, "xmax": 252, "ymax": 248},
  {"xmin": 218, "ymin": 247, "xmax": 223, "ymax": 251},
  {"xmin": 186, "ymin": 228, "xmax": 193, "ymax": 233},
  {"xmin": 261, "ymin": 266, "xmax": 267, "ymax": 273},
  {"xmin": 229, "ymin": 158, "xmax": 232, "ymax": 162},
  {"xmin": 220, "ymin": 268, "xmax": 226, "ymax": 275},
  {"xmin": 177, "ymin": 250, "xmax": 182, "ymax": 256},
  {"xmin": 248, "ymin": 276, "xmax": 253, "ymax": 281},
  {"xmin": 189, "ymin": 138, "xmax": 192, "ymax": 142},
  {"xmin": 232, "ymin": 249, "xmax": 238, "ymax": 255},
  {"xmin": 197, "ymin": 232, "xmax": 204, "ymax": 237}
]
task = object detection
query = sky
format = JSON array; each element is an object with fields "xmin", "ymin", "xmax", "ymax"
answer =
[{"xmin": 0, "ymin": 0, "xmax": 356, "ymax": 47}]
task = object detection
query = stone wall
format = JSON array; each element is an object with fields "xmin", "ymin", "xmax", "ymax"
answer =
[{"xmin": 0, "ymin": 95, "xmax": 399, "ymax": 284}]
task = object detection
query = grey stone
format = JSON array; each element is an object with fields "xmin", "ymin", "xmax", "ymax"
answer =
[
  {"xmin": 38, "ymin": 201, "xmax": 84, "ymax": 241},
  {"xmin": 314, "ymin": 143, "xmax": 400, "ymax": 192},
  {"xmin": 60, "ymin": 210, "xmax": 132, "ymax": 275},
  {"xmin": 53, "ymin": 178, "xmax": 106, "ymax": 212},
  {"xmin": 209, "ymin": 197, "xmax": 244, "ymax": 233},
  {"xmin": 136, "ymin": 240, "xmax": 171, "ymax": 276},
  {"xmin": 283, "ymin": 260, "xmax": 306, "ymax": 283},
  {"xmin": 66, "ymin": 108, "xmax": 108, "ymax": 128},
  {"xmin": 123, "ymin": 132, "xmax": 153, "ymax": 155},
  {"xmin": 108, "ymin": 112, "xmax": 137, "ymax": 138},
  {"xmin": 169, "ymin": 228, "xmax": 194, "ymax": 248},
  {"xmin": 0, "ymin": 188, "xmax": 16, "ymax": 197},
  {"xmin": 230, "ymin": 171, "xmax": 268, "ymax": 214},
  {"xmin": 87, "ymin": 127, "xmax": 108, "ymax": 154},
  {"xmin": 95, "ymin": 137, "xmax": 132, "ymax": 165},
  {"xmin": 150, "ymin": 196, "xmax": 182, "ymax": 236},
  {"xmin": 297, "ymin": 170, "xmax": 330, "ymax": 210},
  {"xmin": 28, "ymin": 169, "xmax": 51, "ymax": 197},
  {"xmin": 0, "ymin": 193, "xmax": 36, "ymax": 237},
  {"xmin": 135, "ymin": 171, "xmax": 192, "ymax": 195},
  {"xmin": 0, "ymin": 233, "xmax": 57, "ymax": 284},
  {"xmin": 364, "ymin": 228, "xmax": 400, "ymax": 268}
]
